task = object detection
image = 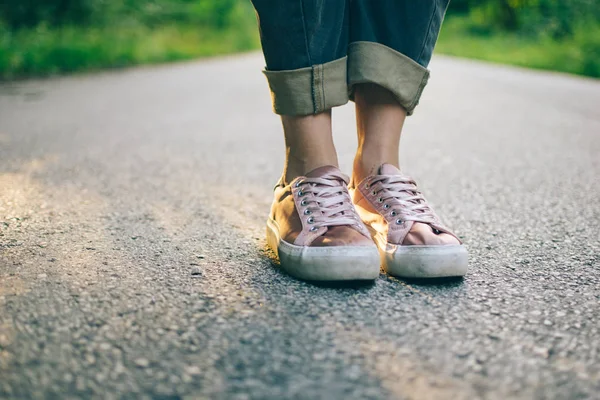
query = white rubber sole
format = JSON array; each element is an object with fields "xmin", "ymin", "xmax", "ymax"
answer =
[
  {"xmin": 266, "ymin": 218, "xmax": 381, "ymax": 281},
  {"xmin": 374, "ymin": 233, "xmax": 468, "ymax": 278}
]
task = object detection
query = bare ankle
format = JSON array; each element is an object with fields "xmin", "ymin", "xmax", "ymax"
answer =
[
  {"xmin": 281, "ymin": 112, "xmax": 338, "ymax": 184},
  {"xmin": 284, "ymin": 154, "xmax": 338, "ymax": 184},
  {"xmin": 352, "ymin": 83, "xmax": 405, "ymax": 186},
  {"xmin": 352, "ymin": 149, "xmax": 399, "ymax": 186},
  {"xmin": 352, "ymin": 157, "xmax": 374, "ymax": 186}
]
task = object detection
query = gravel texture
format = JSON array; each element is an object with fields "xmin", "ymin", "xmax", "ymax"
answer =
[{"xmin": 0, "ymin": 54, "xmax": 599, "ymax": 399}]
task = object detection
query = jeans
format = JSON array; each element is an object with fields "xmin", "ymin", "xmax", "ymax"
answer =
[{"xmin": 251, "ymin": 0, "xmax": 450, "ymax": 116}]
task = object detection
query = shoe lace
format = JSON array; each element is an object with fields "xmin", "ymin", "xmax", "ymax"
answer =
[
  {"xmin": 368, "ymin": 175, "xmax": 438, "ymax": 225},
  {"xmin": 295, "ymin": 173, "xmax": 359, "ymax": 231}
]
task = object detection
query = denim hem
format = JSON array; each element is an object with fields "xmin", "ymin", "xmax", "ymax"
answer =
[
  {"xmin": 263, "ymin": 56, "xmax": 349, "ymax": 116},
  {"xmin": 347, "ymin": 41, "xmax": 430, "ymax": 115}
]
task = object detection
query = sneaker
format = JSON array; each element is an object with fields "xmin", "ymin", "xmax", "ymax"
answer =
[
  {"xmin": 266, "ymin": 166, "xmax": 381, "ymax": 281},
  {"xmin": 350, "ymin": 164, "xmax": 468, "ymax": 278}
]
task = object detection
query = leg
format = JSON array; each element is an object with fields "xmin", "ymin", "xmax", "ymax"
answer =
[
  {"xmin": 349, "ymin": 0, "xmax": 450, "ymax": 183},
  {"xmin": 347, "ymin": 1, "xmax": 468, "ymax": 278},
  {"xmin": 252, "ymin": 0, "xmax": 380, "ymax": 281},
  {"xmin": 251, "ymin": 0, "xmax": 349, "ymax": 183},
  {"xmin": 282, "ymin": 111, "xmax": 338, "ymax": 184},
  {"xmin": 352, "ymin": 83, "xmax": 406, "ymax": 185}
]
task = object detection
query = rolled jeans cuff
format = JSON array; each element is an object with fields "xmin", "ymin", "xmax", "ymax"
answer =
[
  {"xmin": 263, "ymin": 56, "xmax": 349, "ymax": 116},
  {"xmin": 348, "ymin": 41, "xmax": 430, "ymax": 115}
]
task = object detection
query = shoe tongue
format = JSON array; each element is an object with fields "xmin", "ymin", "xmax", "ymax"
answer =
[
  {"xmin": 305, "ymin": 165, "xmax": 346, "ymax": 180},
  {"xmin": 378, "ymin": 163, "xmax": 402, "ymax": 175}
]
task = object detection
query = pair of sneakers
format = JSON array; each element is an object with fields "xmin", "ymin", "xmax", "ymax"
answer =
[{"xmin": 266, "ymin": 165, "xmax": 468, "ymax": 281}]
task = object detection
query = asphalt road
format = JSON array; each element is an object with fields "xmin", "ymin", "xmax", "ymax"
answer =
[{"xmin": 1, "ymin": 53, "xmax": 599, "ymax": 400}]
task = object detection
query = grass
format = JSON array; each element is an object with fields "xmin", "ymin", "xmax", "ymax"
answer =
[
  {"xmin": 437, "ymin": 15, "xmax": 600, "ymax": 78},
  {"xmin": 1, "ymin": 13, "xmax": 599, "ymax": 80},
  {"xmin": 0, "ymin": 22, "xmax": 260, "ymax": 80}
]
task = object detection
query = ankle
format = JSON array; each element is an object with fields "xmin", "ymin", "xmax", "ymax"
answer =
[
  {"xmin": 352, "ymin": 151, "xmax": 399, "ymax": 186},
  {"xmin": 352, "ymin": 157, "xmax": 373, "ymax": 187},
  {"xmin": 280, "ymin": 112, "xmax": 338, "ymax": 185},
  {"xmin": 284, "ymin": 154, "xmax": 338, "ymax": 185}
]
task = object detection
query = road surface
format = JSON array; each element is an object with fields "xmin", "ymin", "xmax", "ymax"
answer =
[{"xmin": 1, "ymin": 53, "xmax": 599, "ymax": 399}]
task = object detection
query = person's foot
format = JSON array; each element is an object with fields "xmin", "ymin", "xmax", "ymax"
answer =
[
  {"xmin": 267, "ymin": 166, "xmax": 380, "ymax": 281},
  {"xmin": 349, "ymin": 164, "xmax": 468, "ymax": 278}
]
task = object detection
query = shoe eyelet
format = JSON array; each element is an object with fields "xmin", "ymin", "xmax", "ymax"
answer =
[
  {"xmin": 309, "ymin": 226, "xmax": 318, "ymax": 232},
  {"xmin": 396, "ymin": 218, "xmax": 403, "ymax": 225},
  {"xmin": 378, "ymin": 197, "xmax": 383, "ymax": 203},
  {"xmin": 298, "ymin": 190, "xmax": 304, "ymax": 197},
  {"xmin": 371, "ymin": 190, "xmax": 377, "ymax": 196},
  {"xmin": 390, "ymin": 211, "xmax": 397, "ymax": 217},
  {"xmin": 300, "ymin": 199, "xmax": 307, "ymax": 206},
  {"xmin": 304, "ymin": 209, "xmax": 312, "ymax": 215},
  {"xmin": 294, "ymin": 181, "xmax": 301, "ymax": 188},
  {"xmin": 383, "ymin": 204, "xmax": 390, "ymax": 210},
  {"xmin": 365, "ymin": 183, "xmax": 370, "ymax": 189},
  {"xmin": 307, "ymin": 217, "xmax": 315, "ymax": 224}
]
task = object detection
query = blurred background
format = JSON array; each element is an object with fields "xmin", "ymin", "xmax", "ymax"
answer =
[
  {"xmin": 1, "ymin": 3, "xmax": 599, "ymax": 399},
  {"xmin": 0, "ymin": 0, "xmax": 599, "ymax": 80}
]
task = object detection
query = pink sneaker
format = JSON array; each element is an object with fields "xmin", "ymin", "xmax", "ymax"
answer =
[
  {"xmin": 350, "ymin": 164, "xmax": 468, "ymax": 278},
  {"xmin": 266, "ymin": 166, "xmax": 380, "ymax": 281}
]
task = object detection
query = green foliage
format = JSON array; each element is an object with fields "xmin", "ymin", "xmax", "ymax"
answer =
[
  {"xmin": 438, "ymin": 0, "xmax": 600, "ymax": 77},
  {"xmin": 1, "ymin": 0, "xmax": 599, "ymax": 79},
  {"xmin": 0, "ymin": 0, "xmax": 254, "ymax": 29},
  {"xmin": 437, "ymin": 15, "xmax": 600, "ymax": 78},
  {"xmin": 0, "ymin": 0, "xmax": 259, "ymax": 79},
  {"xmin": 95, "ymin": 0, "xmax": 253, "ymax": 29},
  {"xmin": 0, "ymin": 22, "xmax": 259, "ymax": 79},
  {"xmin": 447, "ymin": 0, "xmax": 600, "ymax": 38},
  {"xmin": 0, "ymin": 0, "xmax": 95, "ymax": 28}
]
